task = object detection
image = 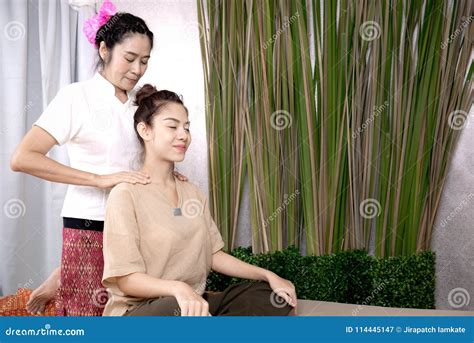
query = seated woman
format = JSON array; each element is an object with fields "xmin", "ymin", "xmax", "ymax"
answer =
[{"xmin": 102, "ymin": 85, "xmax": 297, "ymax": 316}]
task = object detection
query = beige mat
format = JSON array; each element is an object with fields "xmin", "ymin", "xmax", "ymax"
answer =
[{"xmin": 296, "ymin": 299, "xmax": 474, "ymax": 316}]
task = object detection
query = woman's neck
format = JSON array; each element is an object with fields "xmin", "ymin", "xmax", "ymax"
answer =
[
  {"xmin": 141, "ymin": 158, "xmax": 175, "ymax": 186},
  {"xmin": 100, "ymin": 70, "xmax": 128, "ymax": 103},
  {"xmin": 115, "ymin": 88, "xmax": 128, "ymax": 103}
]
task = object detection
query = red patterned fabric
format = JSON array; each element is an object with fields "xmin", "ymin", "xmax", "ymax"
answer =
[
  {"xmin": 56, "ymin": 228, "xmax": 108, "ymax": 316},
  {"xmin": 0, "ymin": 288, "xmax": 56, "ymax": 316}
]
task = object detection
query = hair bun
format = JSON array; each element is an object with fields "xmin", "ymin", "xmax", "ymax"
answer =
[{"xmin": 135, "ymin": 84, "xmax": 157, "ymax": 107}]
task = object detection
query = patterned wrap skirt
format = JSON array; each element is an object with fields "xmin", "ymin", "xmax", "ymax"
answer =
[{"xmin": 56, "ymin": 218, "xmax": 108, "ymax": 316}]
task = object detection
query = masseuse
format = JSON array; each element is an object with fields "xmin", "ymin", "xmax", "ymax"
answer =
[{"xmin": 10, "ymin": 0, "xmax": 185, "ymax": 316}]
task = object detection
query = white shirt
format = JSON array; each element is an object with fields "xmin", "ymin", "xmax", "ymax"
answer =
[{"xmin": 34, "ymin": 73, "xmax": 142, "ymax": 221}]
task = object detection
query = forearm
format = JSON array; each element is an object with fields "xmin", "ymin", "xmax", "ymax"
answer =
[
  {"xmin": 116, "ymin": 272, "xmax": 180, "ymax": 299},
  {"xmin": 11, "ymin": 151, "xmax": 97, "ymax": 186},
  {"xmin": 211, "ymin": 250, "xmax": 275, "ymax": 282}
]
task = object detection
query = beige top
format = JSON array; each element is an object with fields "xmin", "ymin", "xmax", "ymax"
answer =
[{"xmin": 102, "ymin": 177, "xmax": 225, "ymax": 316}]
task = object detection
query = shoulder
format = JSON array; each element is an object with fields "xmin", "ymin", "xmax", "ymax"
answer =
[
  {"xmin": 50, "ymin": 80, "xmax": 88, "ymax": 103},
  {"xmin": 59, "ymin": 79, "xmax": 89, "ymax": 94},
  {"xmin": 108, "ymin": 183, "xmax": 138, "ymax": 203},
  {"xmin": 179, "ymin": 180, "xmax": 208, "ymax": 202}
]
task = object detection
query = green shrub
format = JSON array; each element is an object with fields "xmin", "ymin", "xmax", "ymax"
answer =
[
  {"xmin": 371, "ymin": 251, "xmax": 436, "ymax": 309},
  {"xmin": 206, "ymin": 247, "xmax": 435, "ymax": 309}
]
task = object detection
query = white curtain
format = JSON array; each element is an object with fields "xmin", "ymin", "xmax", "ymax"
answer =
[
  {"xmin": 0, "ymin": 0, "xmax": 212, "ymax": 298},
  {"xmin": 0, "ymin": 0, "xmax": 96, "ymax": 296}
]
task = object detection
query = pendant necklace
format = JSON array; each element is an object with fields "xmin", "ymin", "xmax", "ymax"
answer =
[{"xmin": 153, "ymin": 180, "xmax": 182, "ymax": 216}]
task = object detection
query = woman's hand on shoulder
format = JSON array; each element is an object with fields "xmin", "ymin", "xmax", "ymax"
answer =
[
  {"xmin": 173, "ymin": 170, "xmax": 188, "ymax": 182},
  {"xmin": 172, "ymin": 281, "xmax": 210, "ymax": 316},
  {"xmin": 93, "ymin": 171, "xmax": 151, "ymax": 189}
]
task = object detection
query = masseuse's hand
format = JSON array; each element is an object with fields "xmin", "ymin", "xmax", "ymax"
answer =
[
  {"xmin": 173, "ymin": 170, "xmax": 188, "ymax": 181},
  {"xmin": 172, "ymin": 282, "xmax": 210, "ymax": 316},
  {"xmin": 94, "ymin": 171, "xmax": 151, "ymax": 189}
]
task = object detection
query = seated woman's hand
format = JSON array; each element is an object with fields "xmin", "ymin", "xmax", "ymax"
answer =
[
  {"xmin": 266, "ymin": 273, "xmax": 297, "ymax": 310},
  {"xmin": 172, "ymin": 282, "xmax": 210, "ymax": 316}
]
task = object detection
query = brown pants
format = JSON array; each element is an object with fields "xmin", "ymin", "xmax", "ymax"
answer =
[{"xmin": 124, "ymin": 281, "xmax": 293, "ymax": 316}]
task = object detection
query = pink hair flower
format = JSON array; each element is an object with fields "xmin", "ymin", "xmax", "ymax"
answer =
[{"xmin": 83, "ymin": 0, "xmax": 117, "ymax": 46}]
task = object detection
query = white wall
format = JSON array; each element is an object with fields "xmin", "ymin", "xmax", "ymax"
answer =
[
  {"xmin": 116, "ymin": 0, "xmax": 209, "ymax": 195},
  {"xmin": 432, "ymin": 110, "xmax": 474, "ymax": 311}
]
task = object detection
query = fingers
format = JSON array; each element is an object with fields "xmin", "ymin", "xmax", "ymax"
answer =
[
  {"xmin": 129, "ymin": 172, "xmax": 151, "ymax": 185},
  {"xmin": 190, "ymin": 300, "xmax": 209, "ymax": 316},
  {"xmin": 277, "ymin": 290, "xmax": 293, "ymax": 307},
  {"xmin": 120, "ymin": 172, "xmax": 150, "ymax": 185},
  {"xmin": 26, "ymin": 298, "xmax": 40, "ymax": 314},
  {"xmin": 281, "ymin": 288, "xmax": 297, "ymax": 307},
  {"xmin": 191, "ymin": 301, "xmax": 201, "ymax": 317},
  {"xmin": 275, "ymin": 286, "xmax": 297, "ymax": 308},
  {"xmin": 188, "ymin": 301, "xmax": 196, "ymax": 316},
  {"xmin": 291, "ymin": 292, "xmax": 298, "ymax": 307},
  {"xmin": 180, "ymin": 301, "xmax": 189, "ymax": 317},
  {"xmin": 286, "ymin": 288, "xmax": 297, "ymax": 307},
  {"xmin": 201, "ymin": 302, "xmax": 210, "ymax": 316},
  {"xmin": 172, "ymin": 171, "xmax": 188, "ymax": 181},
  {"xmin": 179, "ymin": 299, "xmax": 209, "ymax": 317}
]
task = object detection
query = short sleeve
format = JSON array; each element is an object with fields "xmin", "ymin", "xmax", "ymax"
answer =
[
  {"xmin": 200, "ymin": 194, "xmax": 225, "ymax": 254},
  {"xmin": 34, "ymin": 85, "xmax": 82, "ymax": 145},
  {"xmin": 102, "ymin": 185, "xmax": 146, "ymax": 285}
]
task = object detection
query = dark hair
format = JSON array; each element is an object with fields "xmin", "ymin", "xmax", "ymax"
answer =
[
  {"xmin": 134, "ymin": 84, "xmax": 188, "ymax": 147},
  {"xmin": 95, "ymin": 13, "xmax": 154, "ymax": 69}
]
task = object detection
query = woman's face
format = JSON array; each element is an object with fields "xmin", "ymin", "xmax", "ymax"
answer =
[
  {"xmin": 144, "ymin": 103, "xmax": 192, "ymax": 163},
  {"xmin": 101, "ymin": 33, "xmax": 151, "ymax": 92}
]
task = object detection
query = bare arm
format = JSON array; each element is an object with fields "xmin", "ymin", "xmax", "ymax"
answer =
[
  {"xmin": 10, "ymin": 126, "xmax": 150, "ymax": 188},
  {"xmin": 116, "ymin": 272, "xmax": 179, "ymax": 299},
  {"xmin": 211, "ymin": 250, "xmax": 272, "ymax": 281},
  {"xmin": 116, "ymin": 272, "xmax": 210, "ymax": 316},
  {"xmin": 211, "ymin": 250, "xmax": 297, "ymax": 308}
]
